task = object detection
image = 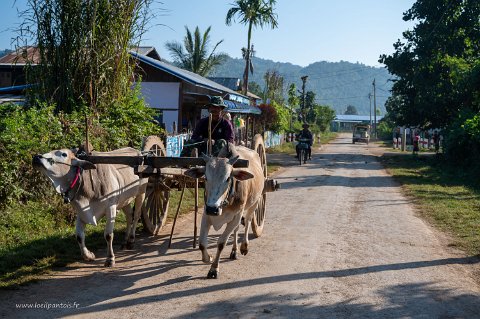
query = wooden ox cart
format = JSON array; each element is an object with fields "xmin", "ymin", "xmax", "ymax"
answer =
[{"xmin": 77, "ymin": 134, "xmax": 278, "ymax": 247}]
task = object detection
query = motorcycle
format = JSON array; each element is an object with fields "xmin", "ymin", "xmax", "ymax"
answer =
[{"xmin": 297, "ymin": 138, "xmax": 311, "ymax": 165}]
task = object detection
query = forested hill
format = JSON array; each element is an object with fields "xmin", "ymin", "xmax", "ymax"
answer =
[{"xmin": 210, "ymin": 56, "xmax": 392, "ymax": 115}]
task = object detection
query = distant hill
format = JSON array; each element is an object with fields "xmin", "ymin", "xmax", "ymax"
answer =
[{"xmin": 210, "ymin": 56, "xmax": 392, "ymax": 115}]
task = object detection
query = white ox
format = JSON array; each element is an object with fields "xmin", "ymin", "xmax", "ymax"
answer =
[
  {"xmin": 184, "ymin": 145, "xmax": 264, "ymax": 278},
  {"xmin": 33, "ymin": 148, "xmax": 148, "ymax": 267}
]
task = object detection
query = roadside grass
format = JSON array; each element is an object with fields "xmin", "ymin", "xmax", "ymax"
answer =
[
  {"xmin": 319, "ymin": 131, "xmax": 338, "ymax": 144},
  {"xmin": 267, "ymin": 141, "xmax": 296, "ymax": 155},
  {"xmin": 0, "ymin": 189, "xmax": 202, "ymax": 289},
  {"xmin": 379, "ymin": 151, "xmax": 480, "ymax": 255}
]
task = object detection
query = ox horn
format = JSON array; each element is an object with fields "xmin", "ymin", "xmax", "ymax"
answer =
[
  {"xmin": 201, "ymin": 154, "xmax": 211, "ymax": 163},
  {"xmin": 228, "ymin": 155, "xmax": 239, "ymax": 166}
]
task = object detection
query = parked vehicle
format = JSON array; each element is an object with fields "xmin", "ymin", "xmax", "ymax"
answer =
[{"xmin": 352, "ymin": 124, "xmax": 370, "ymax": 144}]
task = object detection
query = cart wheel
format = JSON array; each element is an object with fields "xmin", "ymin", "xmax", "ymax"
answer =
[
  {"xmin": 141, "ymin": 136, "xmax": 170, "ymax": 235},
  {"xmin": 251, "ymin": 134, "xmax": 267, "ymax": 238}
]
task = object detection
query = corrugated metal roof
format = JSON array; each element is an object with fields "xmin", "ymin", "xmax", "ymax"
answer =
[
  {"xmin": 208, "ymin": 77, "xmax": 240, "ymax": 91},
  {"xmin": 130, "ymin": 51, "xmax": 247, "ymax": 98},
  {"xmin": 0, "ymin": 84, "xmax": 32, "ymax": 93},
  {"xmin": 133, "ymin": 46, "xmax": 161, "ymax": 60},
  {"xmin": 334, "ymin": 114, "xmax": 384, "ymax": 122},
  {"xmin": 0, "ymin": 46, "xmax": 40, "ymax": 64}
]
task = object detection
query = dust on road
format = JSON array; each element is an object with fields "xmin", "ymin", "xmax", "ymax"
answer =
[{"xmin": 2, "ymin": 133, "xmax": 480, "ymax": 319}]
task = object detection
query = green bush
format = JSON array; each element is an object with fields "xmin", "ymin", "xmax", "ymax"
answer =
[
  {"xmin": 0, "ymin": 103, "xmax": 65, "ymax": 206},
  {"xmin": 444, "ymin": 110, "xmax": 480, "ymax": 168},
  {"xmin": 377, "ymin": 120, "xmax": 395, "ymax": 140}
]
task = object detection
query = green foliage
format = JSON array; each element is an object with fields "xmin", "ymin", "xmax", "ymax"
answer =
[
  {"xmin": 165, "ymin": 25, "xmax": 228, "ymax": 76},
  {"xmin": 99, "ymin": 83, "xmax": 163, "ymax": 150},
  {"xmin": 381, "ymin": 0, "xmax": 480, "ymax": 129},
  {"xmin": 381, "ymin": 0, "xmax": 480, "ymax": 172},
  {"xmin": 0, "ymin": 103, "xmax": 64, "ymax": 205},
  {"xmin": 314, "ymin": 104, "xmax": 336, "ymax": 132},
  {"xmin": 443, "ymin": 110, "xmax": 480, "ymax": 167},
  {"xmin": 263, "ymin": 70, "xmax": 284, "ymax": 104},
  {"xmin": 21, "ymin": 0, "xmax": 153, "ymax": 114},
  {"xmin": 271, "ymin": 101, "xmax": 290, "ymax": 133},
  {"xmin": 377, "ymin": 120, "xmax": 395, "ymax": 140},
  {"xmin": 287, "ymin": 83, "xmax": 299, "ymax": 109},
  {"xmin": 248, "ymin": 81, "xmax": 264, "ymax": 98}
]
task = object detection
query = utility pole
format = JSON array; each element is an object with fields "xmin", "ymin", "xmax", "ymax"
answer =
[
  {"xmin": 368, "ymin": 92, "xmax": 372, "ymax": 131},
  {"xmin": 300, "ymin": 75, "xmax": 308, "ymax": 123},
  {"xmin": 372, "ymin": 78, "xmax": 377, "ymax": 139}
]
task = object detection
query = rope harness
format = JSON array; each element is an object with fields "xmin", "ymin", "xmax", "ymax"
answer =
[
  {"xmin": 221, "ymin": 176, "xmax": 236, "ymax": 207},
  {"xmin": 63, "ymin": 166, "xmax": 82, "ymax": 204}
]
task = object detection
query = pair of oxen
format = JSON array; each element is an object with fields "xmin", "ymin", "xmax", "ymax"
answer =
[{"xmin": 32, "ymin": 143, "xmax": 264, "ymax": 279}]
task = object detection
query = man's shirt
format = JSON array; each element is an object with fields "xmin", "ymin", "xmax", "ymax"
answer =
[
  {"xmin": 298, "ymin": 129, "xmax": 313, "ymax": 146},
  {"xmin": 191, "ymin": 117, "xmax": 235, "ymax": 144}
]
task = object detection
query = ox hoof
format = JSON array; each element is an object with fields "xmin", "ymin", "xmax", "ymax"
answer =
[
  {"xmin": 83, "ymin": 251, "xmax": 96, "ymax": 261},
  {"xmin": 207, "ymin": 269, "xmax": 218, "ymax": 279},
  {"xmin": 104, "ymin": 259, "xmax": 115, "ymax": 267},
  {"xmin": 240, "ymin": 243, "xmax": 248, "ymax": 256},
  {"xmin": 230, "ymin": 250, "xmax": 238, "ymax": 260}
]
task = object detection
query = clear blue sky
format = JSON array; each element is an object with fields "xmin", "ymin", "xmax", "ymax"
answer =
[{"xmin": 0, "ymin": 0, "xmax": 416, "ymax": 67}]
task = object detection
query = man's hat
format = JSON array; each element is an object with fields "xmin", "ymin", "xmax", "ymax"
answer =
[
  {"xmin": 207, "ymin": 96, "xmax": 226, "ymax": 109},
  {"xmin": 302, "ymin": 123, "xmax": 310, "ymax": 128}
]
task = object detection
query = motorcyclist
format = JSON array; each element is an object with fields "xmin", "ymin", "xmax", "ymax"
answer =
[
  {"xmin": 296, "ymin": 123, "xmax": 313, "ymax": 160},
  {"xmin": 181, "ymin": 96, "xmax": 234, "ymax": 157}
]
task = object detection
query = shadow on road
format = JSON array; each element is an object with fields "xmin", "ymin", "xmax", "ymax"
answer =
[{"xmin": 11, "ymin": 255, "xmax": 478, "ymax": 318}]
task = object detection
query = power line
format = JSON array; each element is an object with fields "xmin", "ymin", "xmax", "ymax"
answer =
[
  {"xmin": 315, "ymin": 95, "xmax": 388, "ymax": 101},
  {"xmin": 280, "ymin": 67, "xmax": 389, "ymax": 81}
]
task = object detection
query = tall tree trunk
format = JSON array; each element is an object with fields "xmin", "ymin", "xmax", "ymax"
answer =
[{"xmin": 242, "ymin": 22, "xmax": 253, "ymax": 95}]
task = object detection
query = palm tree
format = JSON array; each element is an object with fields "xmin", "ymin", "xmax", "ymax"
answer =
[
  {"xmin": 226, "ymin": 0, "xmax": 278, "ymax": 95},
  {"xmin": 165, "ymin": 26, "xmax": 228, "ymax": 76}
]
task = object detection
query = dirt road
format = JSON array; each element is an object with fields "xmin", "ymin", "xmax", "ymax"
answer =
[{"xmin": 2, "ymin": 133, "xmax": 480, "ymax": 318}]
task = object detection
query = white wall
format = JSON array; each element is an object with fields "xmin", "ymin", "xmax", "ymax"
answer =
[{"xmin": 138, "ymin": 82, "xmax": 180, "ymax": 133}]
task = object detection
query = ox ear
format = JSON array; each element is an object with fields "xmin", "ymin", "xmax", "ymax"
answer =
[
  {"xmin": 228, "ymin": 155, "xmax": 239, "ymax": 166},
  {"xmin": 232, "ymin": 169, "xmax": 254, "ymax": 181},
  {"xmin": 71, "ymin": 158, "xmax": 96, "ymax": 170},
  {"xmin": 184, "ymin": 167, "xmax": 206, "ymax": 179}
]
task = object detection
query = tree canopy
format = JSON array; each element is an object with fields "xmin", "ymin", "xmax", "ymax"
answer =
[
  {"xmin": 381, "ymin": 0, "xmax": 480, "ymax": 164},
  {"xmin": 165, "ymin": 26, "xmax": 228, "ymax": 76},
  {"xmin": 380, "ymin": 0, "xmax": 480, "ymax": 129},
  {"xmin": 344, "ymin": 105, "xmax": 358, "ymax": 115},
  {"xmin": 226, "ymin": 0, "xmax": 278, "ymax": 94}
]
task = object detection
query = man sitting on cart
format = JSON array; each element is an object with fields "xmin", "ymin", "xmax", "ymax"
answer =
[
  {"xmin": 296, "ymin": 123, "xmax": 313, "ymax": 160},
  {"xmin": 181, "ymin": 96, "xmax": 235, "ymax": 157}
]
